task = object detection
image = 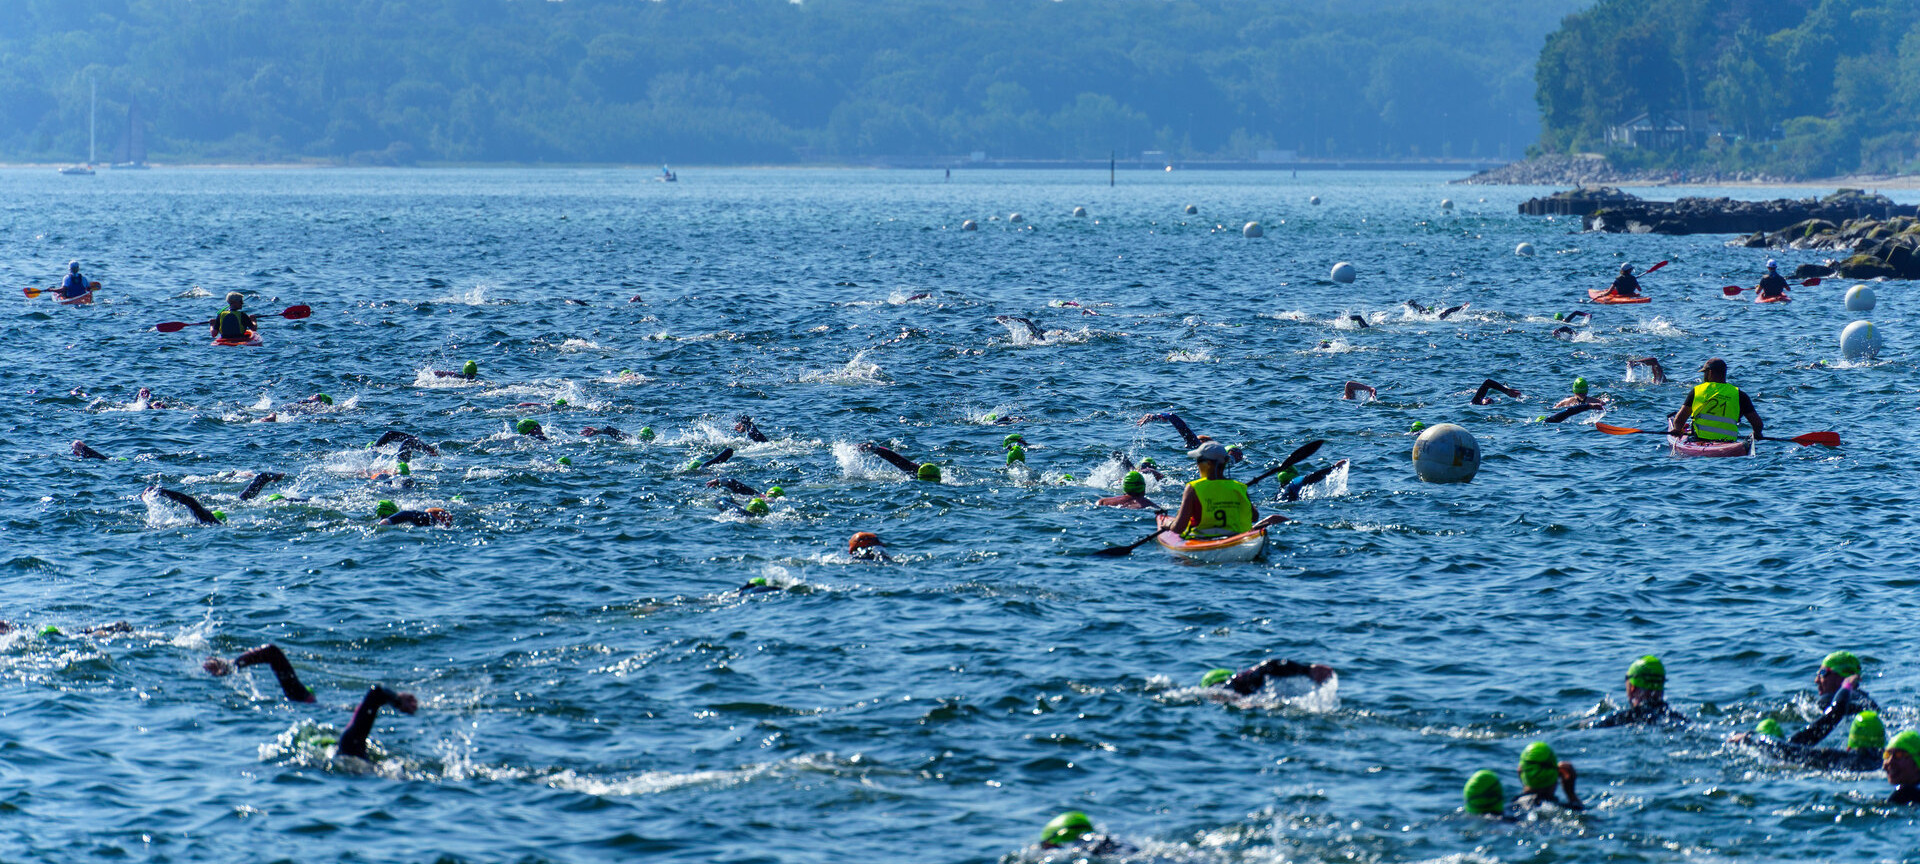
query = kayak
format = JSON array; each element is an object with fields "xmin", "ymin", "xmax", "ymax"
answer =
[
  {"xmin": 1155, "ymin": 528, "xmax": 1267, "ymax": 563},
  {"xmin": 212, "ymin": 330, "xmax": 263, "ymax": 347},
  {"xmin": 1755, "ymin": 292, "xmax": 1791, "ymax": 303},
  {"xmin": 57, "ymin": 291, "xmax": 93, "ymax": 306},
  {"xmin": 1588, "ymin": 289, "xmax": 1650, "ymax": 304},
  {"xmin": 1668, "ymin": 435, "xmax": 1751, "ymax": 458}
]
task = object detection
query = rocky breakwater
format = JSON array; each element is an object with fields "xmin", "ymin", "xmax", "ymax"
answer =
[
  {"xmin": 1739, "ymin": 211, "xmax": 1920, "ymax": 280},
  {"xmin": 1519, "ymin": 187, "xmax": 1918, "ymax": 237}
]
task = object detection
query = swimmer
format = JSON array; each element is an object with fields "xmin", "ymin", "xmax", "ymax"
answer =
[
  {"xmin": 1036, "ymin": 812, "xmax": 1137, "ymax": 856},
  {"xmin": 515, "ymin": 419, "xmax": 548, "ymax": 441},
  {"xmin": 146, "ymin": 486, "xmax": 222, "ymax": 524},
  {"xmin": 82, "ymin": 621, "xmax": 133, "ymax": 635},
  {"xmin": 1628, "ymin": 357, "xmax": 1666, "ymax": 383},
  {"xmin": 203, "ymin": 643, "xmax": 316, "ymax": 702},
  {"xmin": 1096, "ymin": 471, "xmax": 1160, "ymax": 510},
  {"xmin": 734, "ymin": 415, "xmax": 770, "ymax": 443},
  {"xmin": 1511, "ymin": 741, "xmax": 1584, "ymax": 812},
  {"xmin": 71, "ymin": 440, "xmax": 107, "ymax": 460},
  {"xmin": 1003, "ymin": 435, "xmax": 1028, "ymax": 465},
  {"xmin": 859, "ymin": 443, "xmax": 940, "ymax": 481},
  {"xmin": 1200, "ymin": 658, "xmax": 1334, "ymax": 696},
  {"xmin": 579, "ymin": 426, "xmax": 628, "ymax": 440},
  {"xmin": 1733, "ymin": 711, "xmax": 1886, "ymax": 771},
  {"xmin": 1345, "ymin": 313, "xmax": 1370, "ymax": 328},
  {"xmin": 1782, "ymin": 651, "xmax": 1878, "ymax": 747},
  {"xmin": 374, "ymin": 431, "xmax": 439, "ymax": 461},
  {"xmin": 1886, "ymin": 731, "xmax": 1920, "ymax": 804},
  {"xmin": 1471, "ymin": 379, "xmax": 1522, "ymax": 405},
  {"xmin": 1551, "ymin": 325, "xmax": 1577, "ymax": 340},
  {"xmin": 684, "ymin": 447, "xmax": 736, "ymax": 473},
  {"xmin": 431, "ymin": 361, "xmax": 479, "ymax": 380},
  {"xmin": 1553, "ymin": 310, "xmax": 1593, "ymax": 325},
  {"xmin": 135, "ymin": 387, "xmax": 169, "ymax": 410},
  {"xmin": 994, "ymin": 315, "xmax": 1046, "ymax": 340},
  {"xmin": 336, "ymin": 685, "xmax": 419, "ymax": 761},
  {"xmin": 1343, "ymin": 381, "xmax": 1376, "ymax": 401},
  {"xmin": 1404, "ymin": 300, "xmax": 1468, "ymax": 319},
  {"xmin": 379, "ymin": 507, "xmax": 451, "ymax": 527},
  {"xmin": 1462, "ymin": 770, "xmax": 1509, "ymax": 818},
  {"xmin": 707, "ymin": 478, "xmax": 761, "ymax": 497},
  {"xmin": 1543, "ymin": 378, "xmax": 1605, "ymax": 423},
  {"xmin": 1278, "ymin": 460, "xmax": 1343, "ymax": 502},
  {"xmin": 1588, "ymin": 656, "xmax": 1688, "ymax": 727},
  {"xmin": 734, "ymin": 576, "xmax": 781, "ymax": 595},
  {"xmin": 238, "ymin": 472, "xmax": 287, "ymax": 501},
  {"xmin": 848, "ymin": 532, "xmax": 890, "ymax": 561}
]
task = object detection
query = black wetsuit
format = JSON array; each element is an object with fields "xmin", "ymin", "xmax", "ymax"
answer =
[
  {"xmin": 239, "ymin": 472, "xmax": 285, "ymax": 501},
  {"xmin": 580, "ymin": 426, "xmax": 627, "ymax": 440},
  {"xmin": 1743, "ymin": 737, "xmax": 1881, "ymax": 771},
  {"xmin": 707, "ymin": 478, "xmax": 760, "ymax": 496},
  {"xmin": 1791, "ymin": 686, "xmax": 1879, "ymax": 746},
  {"xmin": 1544, "ymin": 403, "xmax": 1602, "ymax": 424},
  {"xmin": 379, "ymin": 510, "xmax": 441, "ymax": 527},
  {"xmin": 1048, "ymin": 836, "xmax": 1137, "ymax": 856},
  {"xmin": 1590, "ymin": 700, "xmax": 1689, "ymax": 728},
  {"xmin": 151, "ymin": 487, "xmax": 221, "ymax": 524},
  {"xmin": 995, "ymin": 315, "xmax": 1045, "ymax": 340},
  {"xmin": 374, "ymin": 431, "xmax": 438, "ymax": 462},
  {"xmin": 72, "ymin": 441, "xmax": 107, "ymax": 460},
  {"xmin": 1757, "ymin": 272, "xmax": 1790, "ymax": 299},
  {"xmin": 236, "ymin": 644, "xmax": 315, "ymax": 702},
  {"xmin": 735, "ymin": 581, "xmax": 782, "ymax": 596},
  {"xmin": 735, "ymin": 417, "xmax": 770, "ymax": 443},
  {"xmin": 861, "ymin": 443, "xmax": 921, "ymax": 477},
  {"xmin": 1890, "ymin": 785, "xmax": 1920, "ymax": 805},
  {"xmin": 1511, "ymin": 790, "xmax": 1583, "ymax": 812},
  {"xmin": 695, "ymin": 448, "xmax": 735, "ymax": 472},
  {"xmin": 1608, "ymin": 274, "xmax": 1641, "ymax": 297},
  {"xmin": 337, "ymin": 686, "xmax": 410, "ymax": 761},
  {"xmin": 1221, "ymin": 659, "xmax": 1319, "ymax": 696},
  {"xmin": 1144, "ymin": 413, "xmax": 1203, "ymax": 450}
]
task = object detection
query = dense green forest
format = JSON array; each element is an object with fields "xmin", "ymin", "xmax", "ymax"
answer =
[
  {"xmin": 0, "ymin": 0, "xmax": 1583, "ymax": 164},
  {"xmin": 1537, "ymin": 0, "xmax": 1920, "ymax": 176}
]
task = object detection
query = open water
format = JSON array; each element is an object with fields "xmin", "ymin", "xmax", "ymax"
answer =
[{"xmin": 2, "ymin": 167, "xmax": 1919, "ymax": 862}]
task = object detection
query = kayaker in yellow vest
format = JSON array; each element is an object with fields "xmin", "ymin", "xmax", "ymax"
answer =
[
  {"xmin": 1161, "ymin": 442, "xmax": 1284, "ymax": 539},
  {"xmin": 210, "ymin": 292, "xmax": 257, "ymax": 341},
  {"xmin": 1666, "ymin": 358, "xmax": 1764, "ymax": 441}
]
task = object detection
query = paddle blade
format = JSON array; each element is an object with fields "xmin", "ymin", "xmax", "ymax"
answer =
[
  {"xmin": 1801, "ymin": 277, "xmax": 1823, "ymax": 287},
  {"xmin": 155, "ymin": 321, "xmax": 189, "ymax": 333},
  {"xmin": 1279, "ymin": 439, "xmax": 1325, "ymax": 471},
  {"xmin": 22, "ymin": 287, "xmax": 42, "ymax": 298},
  {"xmin": 1091, "ymin": 544, "xmax": 1136, "ymax": 558},
  {"xmin": 1595, "ymin": 423, "xmax": 1651, "ymax": 436},
  {"xmin": 279, "ymin": 305, "xmax": 312, "ymax": 320},
  {"xmin": 1720, "ymin": 286, "xmax": 1743, "ymax": 296},
  {"xmin": 1790, "ymin": 431, "xmax": 1840, "ymax": 447},
  {"xmin": 1643, "ymin": 260, "xmax": 1670, "ymax": 275}
]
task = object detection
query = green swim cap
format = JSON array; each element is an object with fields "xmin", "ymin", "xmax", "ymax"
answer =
[
  {"xmin": 1463, "ymin": 769, "xmax": 1505, "ymax": 815},
  {"xmin": 1518, "ymin": 741, "xmax": 1559, "ymax": 791},
  {"xmin": 983, "ymin": 413, "xmax": 999, "ymax": 423},
  {"xmin": 1061, "ymin": 473, "xmax": 1074, "ymax": 482},
  {"xmin": 1201, "ymin": 668, "xmax": 1233, "ymax": 687},
  {"xmin": 1274, "ymin": 467, "xmax": 1300, "ymax": 485},
  {"xmin": 462, "ymin": 361, "xmax": 477, "ymax": 377},
  {"xmin": 621, "ymin": 369, "xmax": 634, "ymax": 376},
  {"xmin": 766, "ymin": 486, "xmax": 785, "ymax": 498},
  {"xmin": 1139, "ymin": 458, "xmax": 1155, "ymax": 467},
  {"xmin": 1572, "ymin": 377, "xmax": 1589, "ymax": 395},
  {"xmin": 1848, "ymin": 711, "xmax": 1886, "ymax": 751},
  {"xmin": 1003, "ymin": 434, "xmax": 1025, "ymax": 449},
  {"xmin": 266, "ymin": 493, "xmax": 285, "ymax": 502},
  {"xmin": 1822, "ymin": 650, "xmax": 1862, "ymax": 678},
  {"xmin": 212, "ymin": 510, "xmax": 227, "ymax": 522},
  {"xmin": 1889, "ymin": 730, "xmax": 1920, "ymax": 762},
  {"xmin": 1554, "ymin": 312, "xmax": 1565, "ymax": 321},
  {"xmin": 39, "ymin": 625, "xmax": 60, "ymax": 637},
  {"xmin": 683, "ymin": 459, "xmax": 702, "ymax": 472},
  {"xmin": 749, "ymin": 577, "xmax": 770, "ymax": 587},
  {"xmin": 553, "ymin": 398, "xmax": 568, "ymax": 407},
  {"xmin": 1041, "ymin": 811, "xmax": 1094, "ymax": 846},
  {"xmin": 317, "ymin": 394, "xmax": 333, "ymax": 405},
  {"xmin": 556, "ymin": 456, "xmax": 572, "ymax": 466},
  {"xmin": 745, "ymin": 498, "xmax": 770, "ymax": 515},
  {"xmin": 1123, "ymin": 471, "xmax": 1146, "ymax": 495},
  {"xmin": 1627, "ymin": 655, "xmax": 1666, "ymax": 690},
  {"xmin": 1755, "ymin": 718, "xmax": 1784, "ymax": 738},
  {"xmin": 637, "ymin": 426, "xmax": 656, "ymax": 441},
  {"xmin": 1410, "ymin": 421, "xmax": 1427, "ymax": 433},
  {"xmin": 1006, "ymin": 446, "xmax": 1026, "ymax": 465},
  {"xmin": 375, "ymin": 500, "xmax": 398, "ymax": 519},
  {"xmin": 516, "ymin": 419, "xmax": 540, "ymax": 435},
  {"xmin": 396, "ymin": 462, "xmax": 411, "ymax": 476},
  {"xmin": 917, "ymin": 463, "xmax": 942, "ymax": 482}
]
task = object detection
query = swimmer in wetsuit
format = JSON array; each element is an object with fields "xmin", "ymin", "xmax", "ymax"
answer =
[
  {"xmin": 707, "ymin": 477, "xmax": 761, "ymax": 497},
  {"xmin": 431, "ymin": 361, "xmax": 479, "ymax": 380},
  {"xmin": 580, "ymin": 426, "xmax": 628, "ymax": 440},
  {"xmin": 1543, "ymin": 378, "xmax": 1606, "ymax": 423},
  {"xmin": 238, "ymin": 472, "xmax": 287, "ymax": 501},
  {"xmin": 1462, "ymin": 770, "xmax": 1509, "ymax": 818},
  {"xmin": 848, "ymin": 532, "xmax": 890, "ymax": 561},
  {"xmin": 146, "ymin": 486, "xmax": 223, "ymax": 524},
  {"xmin": 204, "ymin": 644, "xmax": 317, "ymax": 702},
  {"xmin": 734, "ymin": 576, "xmax": 781, "ymax": 595},
  {"xmin": 380, "ymin": 507, "xmax": 451, "ymax": 527},
  {"xmin": 1343, "ymin": 381, "xmax": 1376, "ymax": 401},
  {"xmin": 374, "ymin": 431, "xmax": 439, "ymax": 462},
  {"xmin": 1735, "ymin": 711, "xmax": 1887, "ymax": 771},
  {"xmin": 1511, "ymin": 741, "xmax": 1584, "ymax": 812},
  {"xmin": 1886, "ymin": 731, "xmax": 1920, "ymax": 805},
  {"xmin": 72, "ymin": 440, "xmax": 108, "ymax": 460},
  {"xmin": 1589, "ymin": 655, "xmax": 1689, "ymax": 727},
  {"xmin": 1404, "ymin": 300, "xmax": 1468, "ymax": 319},
  {"xmin": 1628, "ymin": 357, "xmax": 1666, "ymax": 384},
  {"xmin": 1471, "ymin": 379, "xmax": 1523, "ymax": 405},
  {"xmin": 682, "ymin": 447, "xmax": 735, "ymax": 473},
  {"xmin": 336, "ymin": 685, "xmax": 419, "ymax": 761},
  {"xmin": 1200, "ymin": 658, "xmax": 1334, "ymax": 696},
  {"xmin": 734, "ymin": 416, "xmax": 770, "ymax": 443},
  {"xmin": 1779, "ymin": 651, "xmax": 1879, "ymax": 747},
  {"xmin": 1096, "ymin": 471, "xmax": 1160, "ymax": 510},
  {"xmin": 860, "ymin": 443, "xmax": 940, "ymax": 481},
  {"xmin": 1036, "ymin": 812, "xmax": 1137, "ymax": 857}
]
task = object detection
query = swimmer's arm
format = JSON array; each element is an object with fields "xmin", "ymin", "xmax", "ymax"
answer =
[
  {"xmin": 238, "ymin": 472, "xmax": 285, "ymax": 501},
  {"xmin": 337, "ymin": 685, "xmax": 417, "ymax": 760},
  {"xmin": 1667, "ymin": 393, "xmax": 1694, "ymax": 435},
  {"xmin": 1144, "ymin": 413, "xmax": 1202, "ymax": 449},
  {"xmin": 234, "ymin": 644, "xmax": 315, "ymax": 702},
  {"xmin": 156, "ymin": 488, "xmax": 222, "ymax": 524},
  {"xmin": 861, "ymin": 443, "xmax": 920, "ymax": 476},
  {"xmin": 1343, "ymin": 382, "xmax": 1376, "ymax": 400}
]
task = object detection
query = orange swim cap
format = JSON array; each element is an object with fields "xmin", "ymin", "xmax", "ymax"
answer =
[
  {"xmin": 426, "ymin": 507, "xmax": 451, "ymax": 526},
  {"xmin": 849, "ymin": 532, "xmax": 883, "ymax": 552}
]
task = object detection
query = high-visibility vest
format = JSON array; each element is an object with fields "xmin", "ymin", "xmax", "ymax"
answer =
[
  {"xmin": 1690, "ymin": 382, "xmax": 1742, "ymax": 441},
  {"xmin": 1184, "ymin": 478, "xmax": 1252, "ymax": 538}
]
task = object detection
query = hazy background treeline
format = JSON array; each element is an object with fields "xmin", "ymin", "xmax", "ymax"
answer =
[
  {"xmin": 1537, "ymin": 0, "xmax": 1920, "ymax": 176},
  {"xmin": 0, "ymin": 0, "xmax": 1584, "ymax": 165}
]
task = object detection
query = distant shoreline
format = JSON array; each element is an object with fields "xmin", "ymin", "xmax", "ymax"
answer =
[{"xmin": 0, "ymin": 159, "xmax": 1509, "ymax": 173}]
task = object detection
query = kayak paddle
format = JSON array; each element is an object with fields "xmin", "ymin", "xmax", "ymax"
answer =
[
  {"xmin": 1098, "ymin": 440, "xmax": 1328, "ymax": 556},
  {"xmin": 1246, "ymin": 439, "xmax": 1326, "ymax": 486},
  {"xmin": 1597, "ymin": 423, "xmax": 1839, "ymax": 447},
  {"xmin": 1723, "ymin": 277, "xmax": 1821, "ymax": 296},
  {"xmin": 26, "ymin": 281, "xmax": 99, "ymax": 299},
  {"xmin": 155, "ymin": 305, "xmax": 310, "ymax": 333},
  {"xmin": 1092, "ymin": 522, "xmax": 1168, "ymax": 557}
]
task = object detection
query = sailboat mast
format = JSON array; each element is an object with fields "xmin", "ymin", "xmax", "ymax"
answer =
[{"xmin": 88, "ymin": 79, "xmax": 96, "ymax": 165}]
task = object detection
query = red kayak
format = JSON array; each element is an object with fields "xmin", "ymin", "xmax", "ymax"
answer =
[
  {"xmin": 212, "ymin": 330, "xmax": 263, "ymax": 347},
  {"xmin": 1755, "ymin": 292, "xmax": 1791, "ymax": 303},
  {"xmin": 1668, "ymin": 435, "xmax": 1751, "ymax": 458},
  {"xmin": 1588, "ymin": 289, "xmax": 1650, "ymax": 304}
]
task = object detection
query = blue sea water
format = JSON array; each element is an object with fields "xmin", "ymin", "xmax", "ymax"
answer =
[{"xmin": 2, "ymin": 166, "xmax": 1919, "ymax": 862}]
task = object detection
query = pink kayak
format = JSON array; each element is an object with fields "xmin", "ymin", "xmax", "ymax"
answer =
[{"xmin": 1668, "ymin": 435, "xmax": 1751, "ymax": 458}]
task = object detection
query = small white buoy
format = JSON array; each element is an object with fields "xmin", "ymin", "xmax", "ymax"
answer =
[
  {"xmin": 1515, "ymin": 242, "xmax": 1536, "ymax": 257},
  {"xmin": 1840, "ymin": 320, "xmax": 1881, "ymax": 359},
  {"xmin": 1184, "ymin": 204, "xmax": 1198, "ymax": 215},
  {"xmin": 1845, "ymin": 284, "xmax": 1876, "ymax": 312},
  {"xmin": 1008, "ymin": 213, "xmax": 1023, "ymax": 223},
  {"xmin": 1309, "ymin": 196, "xmax": 1321, "ymax": 205},
  {"xmin": 1242, "ymin": 221, "xmax": 1263, "ymax": 238},
  {"xmin": 961, "ymin": 220, "xmax": 977, "ymax": 231},
  {"xmin": 1440, "ymin": 198, "xmax": 1454, "ymax": 210},
  {"xmin": 1072, "ymin": 206, "xmax": 1087, "ymax": 218},
  {"xmin": 1412, "ymin": 423, "xmax": 1479, "ymax": 483},
  {"xmin": 1330, "ymin": 262, "xmax": 1356, "ymax": 283}
]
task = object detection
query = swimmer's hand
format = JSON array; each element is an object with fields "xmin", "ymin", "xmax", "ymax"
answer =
[
  {"xmin": 204, "ymin": 658, "xmax": 234, "ymax": 676},
  {"xmin": 393, "ymin": 693, "xmax": 419, "ymax": 714}
]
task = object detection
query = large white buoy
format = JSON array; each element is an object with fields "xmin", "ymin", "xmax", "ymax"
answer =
[
  {"xmin": 1184, "ymin": 204, "xmax": 1198, "ymax": 215},
  {"xmin": 1330, "ymin": 262, "xmax": 1356, "ymax": 283},
  {"xmin": 1845, "ymin": 284, "xmax": 1876, "ymax": 312},
  {"xmin": 1412, "ymin": 423, "xmax": 1480, "ymax": 483},
  {"xmin": 1515, "ymin": 242, "xmax": 1536, "ymax": 257},
  {"xmin": 1309, "ymin": 196, "xmax": 1322, "ymax": 205},
  {"xmin": 1008, "ymin": 213, "xmax": 1024, "ymax": 223},
  {"xmin": 1440, "ymin": 198, "xmax": 1454, "ymax": 210},
  {"xmin": 1072, "ymin": 206, "xmax": 1087, "ymax": 218},
  {"xmin": 1841, "ymin": 320, "xmax": 1881, "ymax": 359},
  {"xmin": 1242, "ymin": 221, "xmax": 1263, "ymax": 238},
  {"xmin": 961, "ymin": 220, "xmax": 977, "ymax": 231}
]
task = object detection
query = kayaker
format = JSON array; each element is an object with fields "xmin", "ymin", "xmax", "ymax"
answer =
[
  {"xmin": 71, "ymin": 440, "xmax": 108, "ymax": 460},
  {"xmin": 1666, "ymin": 358, "xmax": 1763, "ymax": 441},
  {"xmin": 380, "ymin": 507, "xmax": 452, "ymax": 527},
  {"xmin": 1160, "ymin": 442, "xmax": 1284, "ymax": 539},
  {"xmin": 1511, "ymin": 741, "xmax": 1584, "ymax": 812},
  {"xmin": 146, "ymin": 486, "xmax": 222, "ymax": 525},
  {"xmin": 1606, "ymin": 263, "xmax": 1642, "ymax": 299},
  {"xmin": 204, "ymin": 644, "xmax": 316, "ymax": 702},
  {"xmin": 1886, "ymin": 731, "xmax": 1920, "ymax": 804},
  {"xmin": 1096, "ymin": 471, "xmax": 1159, "ymax": 510},
  {"xmin": 1200, "ymin": 658, "xmax": 1334, "ymax": 696},
  {"xmin": 1471, "ymin": 379, "xmax": 1523, "ymax": 405},
  {"xmin": 1782, "ymin": 650, "xmax": 1878, "ymax": 747},
  {"xmin": 431, "ymin": 361, "xmax": 479, "ymax": 380},
  {"xmin": 734, "ymin": 415, "xmax": 771, "ymax": 443},
  {"xmin": 1755, "ymin": 260, "xmax": 1790, "ymax": 300},
  {"xmin": 375, "ymin": 431, "xmax": 438, "ymax": 462},
  {"xmin": 1543, "ymin": 378, "xmax": 1605, "ymax": 423},
  {"xmin": 1036, "ymin": 812, "xmax": 1136, "ymax": 856},
  {"xmin": 1730, "ymin": 711, "xmax": 1885, "ymax": 771},
  {"xmin": 58, "ymin": 261, "xmax": 91, "ymax": 300},
  {"xmin": 337, "ymin": 685, "xmax": 419, "ymax": 761},
  {"xmin": 1628, "ymin": 357, "xmax": 1667, "ymax": 384},
  {"xmin": 211, "ymin": 292, "xmax": 257, "ymax": 342},
  {"xmin": 1588, "ymin": 655, "xmax": 1688, "ymax": 727},
  {"xmin": 859, "ymin": 442, "xmax": 940, "ymax": 482},
  {"xmin": 848, "ymin": 532, "xmax": 889, "ymax": 561},
  {"xmin": 1343, "ymin": 381, "xmax": 1376, "ymax": 401}
]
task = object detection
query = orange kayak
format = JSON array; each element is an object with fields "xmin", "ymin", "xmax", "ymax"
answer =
[
  {"xmin": 1755, "ymin": 292, "xmax": 1791, "ymax": 303},
  {"xmin": 1154, "ymin": 529, "xmax": 1267, "ymax": 563},
  {"xmin": 1588, "ymin": 289, "xmax": 1650, "ymax": 304},
  {"xmin": 212, "ymin": 330, "xmax": 263, "ymax": 347}
]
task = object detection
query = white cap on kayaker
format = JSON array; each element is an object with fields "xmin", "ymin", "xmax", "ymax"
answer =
[{"xmin": 1188, "ymin": 441, "xmax": 1229, "ymax": 464}]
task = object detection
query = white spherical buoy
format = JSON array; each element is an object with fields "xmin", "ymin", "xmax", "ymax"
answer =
[
  {"xmin": 1412, "ymin": 423, "xmax": 1480, "ymax": 483},
  {"xmin": 1330, "ymin": 262, "xmax": 1356, "ymax": 283},
  {"xmin": 1072, "ymin": 206, "xmax": 1087, "ymax": 218},
  {"xmin": 1183, "ymin": 204, "xmax": 1198, "ymax": 215},
  {"xmin": 1515, "ymin": 242, "xmax": 1536, "ymax": 257},
  {"xmin": 961, "ymin": 220, "xmax": 977, "ymax": 231},
  {"xmin": 1008, "ymin": 213, "xmax": 1023, "ymax": 223},
  {"xmin": 1840, "ymin": 320, "xmax": 1881, "ymax": 359},
  {"xmin": 1845, "ymin": 284, "xmax": 1876, "ymax": 312},
  {"xmin": 1242, "ymin": 221, "xmax": 1264, "ymax": 238},
  {"xmin": 1309, "ymin": 196, "xmax": 1322, "ymax": 205},
  {"xmin": 1440, "ymin": 198, "xmax": 1454, "ymax": 210}
]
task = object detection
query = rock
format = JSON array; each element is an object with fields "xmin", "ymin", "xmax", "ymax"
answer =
[
  {"xmin": 1838, "ymin": 254, "xmax": 1897, "ymax": 280},
  {"xmin": 1791, "ymin": 262, "xmax": 1834, "ymax": 279}
]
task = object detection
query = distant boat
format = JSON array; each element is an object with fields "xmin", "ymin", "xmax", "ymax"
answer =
[
  {"xmin": 656, "ymin": 165, "xmax": 677, "ymax": 182},
  {"xmin": 60, "ymin": 79, "xmax": 97, "ymax": 175},
  {"xmin": 111, "ymin": 100, "xmax": 148, "ymax": 169}
]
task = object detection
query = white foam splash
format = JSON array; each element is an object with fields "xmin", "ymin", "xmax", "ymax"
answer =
[
  {"xmin": 559, "ymin": 338, "xmax": 603, "ymax": 352},
  {"xmin": 412, "ymin": 367, "xmax": 478, "ymax": 388},
  {"xmin": 139, "ymin": 488, "xmax": 204, "ymax": 528},
  {"xmin": 1294, "ymin": 461, "xmax": 1349, "ymax": 500},
  {"xmin": 832, "ymin": 442, "xmax": 904, "ymax": 481},
  {"xmin": 1166, "ymin": 348, "xmax": 1213, "ymax": 363},
  {"xmin": 799, "ymin": 351, "xmax": 888, "ymax": 385}
]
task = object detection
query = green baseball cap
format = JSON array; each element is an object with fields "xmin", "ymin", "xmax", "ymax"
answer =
[{"xmin": 1463, "ymin": 769, "xmax": 1504, "ymax": 814}]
